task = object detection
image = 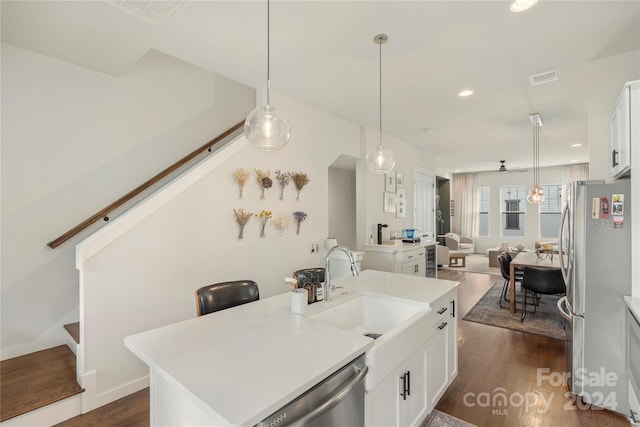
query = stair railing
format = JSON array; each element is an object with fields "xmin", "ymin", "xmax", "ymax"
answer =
[{"xmin": 47, "ymin": 120, "xmax": 245, "ymax": 249}]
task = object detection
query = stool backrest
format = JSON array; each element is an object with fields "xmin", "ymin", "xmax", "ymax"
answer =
[{"xmin": 195, "ymin": 280, "xmax": 259, "ymax": 316}]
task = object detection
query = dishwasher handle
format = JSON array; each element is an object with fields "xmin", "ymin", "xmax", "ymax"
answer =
[{"xmin": 289, "ymin": 364, "xmax": 369, "ymax": 427}]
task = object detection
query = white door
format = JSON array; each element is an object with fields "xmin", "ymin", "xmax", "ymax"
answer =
[{"xmin": 414, "ymin": 168, "xmax": 435, "ymax": 244}]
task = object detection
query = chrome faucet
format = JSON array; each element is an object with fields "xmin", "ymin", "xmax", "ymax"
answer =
[{"xmin": 324, "ymin": 246, "xmax": 360, "ymax": 301}]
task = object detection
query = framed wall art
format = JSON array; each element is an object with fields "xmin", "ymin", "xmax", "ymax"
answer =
[
  {"xmin": 396, "ymin": 188, "xmax": 406, "ymax": 218},
  {"xmin": 383, "ymin": 192, "xmax": 397, "ymax": 214},
  {"xmin": 385, "ymin": 173, "xmax": 396, "ymax": 193}
]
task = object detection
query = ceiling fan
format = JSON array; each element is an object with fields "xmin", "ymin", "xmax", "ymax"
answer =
[{"xmin": 493, "ymin": 160, "xmax": 528, "ymax": 173}]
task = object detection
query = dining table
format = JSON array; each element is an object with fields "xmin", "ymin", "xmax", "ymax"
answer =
[{"xmin": 509, "ymin": 251, "xmax": 562, "ymax": 313}]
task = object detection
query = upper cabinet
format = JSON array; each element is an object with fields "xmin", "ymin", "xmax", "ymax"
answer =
[{"xmin": 610, "ymin": 80, "xmax": 639, "ymax": 179}]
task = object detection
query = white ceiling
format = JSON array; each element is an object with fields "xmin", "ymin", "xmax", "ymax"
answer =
[{"xmin": 2, "ymin": 1, "xmax": 639, "ymax": 174}]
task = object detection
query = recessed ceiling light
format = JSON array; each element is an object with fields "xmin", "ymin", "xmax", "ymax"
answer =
[
  {"xmin": 458, "ymin": 90, "xmax": 474, "ymax": 97},
  {"xmin": 510, "ymin": 0, "xmax": 539, "ymax": 12},
  {"xmin": 571, "ymin": 143, "xmax": 582, "ymax": 148},
  {"xmin": 571, "ymin": 160, "xmax": 578, "ymax": 163},
  {"xmin": 454, "ymin": 169, "xmax": 461, "ymax": 172}
]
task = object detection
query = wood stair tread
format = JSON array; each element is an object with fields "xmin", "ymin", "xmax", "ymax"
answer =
[
  {"xmin": 64, "ymin": 322, "xmax": 80, "ymax": 344},
  {"xmin": 1, "ymin": 345, "xmax": 84, "ymax": 422}
]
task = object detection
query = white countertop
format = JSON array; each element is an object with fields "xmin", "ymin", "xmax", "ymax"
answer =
[
  {"xmin": 624, "ymin": 295, "xmax": 640, "ymax": 320},
  {"xmin": 124, "ymin": 270, "xmax": 458, "ymax": 426},
  {"xmin": 363, "ymin": 242, "xmax": 428, "ymax": 253}
]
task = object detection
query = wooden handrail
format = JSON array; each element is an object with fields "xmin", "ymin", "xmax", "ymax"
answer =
[{"xmin": 47, "ymin": 120, "xmax": 245, "ymax": 249}]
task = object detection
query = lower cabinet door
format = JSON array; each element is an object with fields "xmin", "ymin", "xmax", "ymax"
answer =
[
  {"xmin": 426, "ymin": 320, "xmax": 449, "ymax": 412},
  {"xmin": 365, "ymin": 344, "xmax": 428, "ymax": 427},
  {"xmin": 365, "ymin": 367, "xmax": 401, "ymax": 427},
  {"xmin": 401, "ymin": 346, "xmax": 428, "ymax": 427}
]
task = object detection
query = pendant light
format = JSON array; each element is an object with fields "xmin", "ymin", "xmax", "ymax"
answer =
[
  {"xmin": 527, "ymin": 113, "xmax": 545, "ymax": 204},
  {"xmin": 244, "ymin": 0, "xmax": 291, "ymax": 151},
  {"xmin": 366, "ymin": 34, "xmax": 395, "ymax": 174}
]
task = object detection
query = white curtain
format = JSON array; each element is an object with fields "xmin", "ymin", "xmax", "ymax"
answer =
[
  {"xmin": 452, "ymin": 173, "xmax": 478, "ymax": 239},
  {"xmin": 562, "ymin": 163, "xmax": 589, "ymax": 183}
]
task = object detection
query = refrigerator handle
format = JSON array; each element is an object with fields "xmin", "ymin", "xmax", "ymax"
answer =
[
  {"xmin": 557, "ymin": 296, "xmax": 572, "ymax": 321},
  {"xmin": 558, "ymin": 295, "xmax": 583, "ymax": 319},
  {"xmin": 559, "ymin": 204, "xmax": 569, "ymax": 284}
]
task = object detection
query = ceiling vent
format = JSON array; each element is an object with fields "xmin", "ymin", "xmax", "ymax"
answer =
[
  {"xmin": 105, "ymin": 1, "xmax": 184, "ymax": 25},
  {"xmin": 529, "ymin": 69, "xmax": 559, "ymax": 86}
]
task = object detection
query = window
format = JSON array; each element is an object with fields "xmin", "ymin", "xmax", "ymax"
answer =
[
  {"xmin": 500, "ymin": 185, "xmax": 526, "ymax": 237},
  {"xmin": 539, "ymin": 184, "xmax": 564, "ymax": 239},
  {"xmin": 478, "ymin": 187, "xmax": 490, "ymax": 237}
]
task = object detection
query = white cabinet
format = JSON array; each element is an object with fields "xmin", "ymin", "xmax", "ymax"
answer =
[
  {"xmin": 610, "ymin": 80, "xmax": 639, "ymax": 179},
  {"xmin": 365, "ymin": 289, "xmax": 458, "ymax": 426},
  {"xmin": 426, "ymin": 290, "xmax": 458, "ymax": 412},
  {"xmin": 363, "ymin": 244, "xmax": 426, "ymax": 277},
  {"xmin": 365, "ymin": 343, "xmax": 428, "ymax": 427}
]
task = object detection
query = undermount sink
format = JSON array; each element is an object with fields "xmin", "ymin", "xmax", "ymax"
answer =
[{"xmin": 307, "ymin": 293, "xmax": 431, "ymax": 391}]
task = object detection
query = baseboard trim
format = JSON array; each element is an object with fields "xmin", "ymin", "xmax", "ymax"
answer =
[{"xmin": 80, "ymin": 371, "xmax": 149, "ymax": 413}]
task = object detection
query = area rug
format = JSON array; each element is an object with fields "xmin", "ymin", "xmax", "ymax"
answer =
[
  {"xmin": 440, "ymin": 254, "xmax": 500, "ymax": 276},
  {"xmin": 463, "ymin": 282, "xmax": 569, "ymax": 341},
  {"xmin": 420, "ymin": 410, "xmax": 477, "ymax": 427}
]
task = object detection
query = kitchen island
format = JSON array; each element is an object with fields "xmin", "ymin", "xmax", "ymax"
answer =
[{"xmin": 125, "ymin": 270, "xmax": 459, "ymax": 426}]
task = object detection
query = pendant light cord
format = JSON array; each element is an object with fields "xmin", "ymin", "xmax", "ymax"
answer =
[
  {"xmin": 379, "ymin": 38, "xmax": 383, "ymax": 148},
  {"xmin": 266, "ymin": 0, "xmax": 271, "ymax": 105}
]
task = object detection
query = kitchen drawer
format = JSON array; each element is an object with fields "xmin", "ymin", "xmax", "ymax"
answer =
[{"xmin": 402, "ymin": 247, "xmax": 425, "ymax": 264}]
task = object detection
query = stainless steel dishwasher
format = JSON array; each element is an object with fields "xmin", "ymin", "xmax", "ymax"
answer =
[{"xmin": 255, "ymin": 354, "xmax": 368, "ymax": 427}]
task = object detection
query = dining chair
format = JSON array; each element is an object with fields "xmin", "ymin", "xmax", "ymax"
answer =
[
  {"xmin": 195, "ymin": 280, "xmax": 259, "ymax": 316},
  {"xmin": 497, "ymin": 253, "xmax": 524, "ymax": 308},
  {"xmin": 520, "ymin": 266, "xmax": 566, "ymax": 322}
]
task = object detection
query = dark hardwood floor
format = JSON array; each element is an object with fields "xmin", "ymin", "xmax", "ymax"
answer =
[
  {"xmin": 0, "ymin": 345, "xmax": 83, "ymax": 422},
  {"xmin": 13, "ymin": 269, "xmax": 630, "ymax": 426},
  {"xmin": 437, "ymin": 269, "xmax": 631, "ymax": 427},
  {"xmin": 53, "ymin": 388, "xmax": 149, "ymax": 427}
]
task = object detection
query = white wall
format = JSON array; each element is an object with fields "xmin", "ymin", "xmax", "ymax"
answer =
[
  {"xmin": 328, "ymin": 167, "xmax": 356, "ymax": 250},
  {"xmin": 0, "ymin": 44, "xmax": 255, "ymax": 359}
]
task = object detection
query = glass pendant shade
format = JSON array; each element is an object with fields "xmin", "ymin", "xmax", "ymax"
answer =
[
  {"xmin": 366, "ymin": 33, "xmax": 395, "ymax": 175},
  {"xmin": 245, "ymin": 104, "xmax": 291, "ymax": 151},
  {"xmin": 366, "ymin": 144, "xmax": 395, "ymax": 174},
  {"xmin": 527, "ymin": 185, "xmax": 545, "ymax": 204}
]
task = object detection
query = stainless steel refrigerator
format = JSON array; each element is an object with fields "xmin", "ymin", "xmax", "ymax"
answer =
[{"xmin": 557, "ymin": 179, "xmax": 631, "ymax": 414}]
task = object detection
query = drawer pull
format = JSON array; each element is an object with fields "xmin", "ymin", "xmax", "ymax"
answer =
[
  {"xmin": 407, "ymin": 255, "xmax": 414, "ymax": 259},
  {"xmin": 437, "ymin": 307, "xmax": 448, "ymax": 315},
  {"xmin": 438, "ymin": 322, "xmax": 448, "ymax": 330}
]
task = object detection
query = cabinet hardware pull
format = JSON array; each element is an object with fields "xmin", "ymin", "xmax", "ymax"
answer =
[
  {"xmin": 407, "ymin": 255, "xmax": 414, "ymax": 259},
  {"xmin": 407, "ymin": 370, "xmax": 411, "ymax": 396},
  {"xmin": 612, "ymin": 149, "xmax": 619, "ymax": 167},
  {"xmin": 438, "ymin": 322, "xmax": 448, "ymax": 330},
  {"xmin": 451, "ymin": 300, "xmax": 455, "ymax": 318},
  {"xmin": 437, "ymin": 307, "xmax": 447, "ymax": 315},
  {"xmin": 400, "ymin": 373, "xmax": 408, "ymax": 400}
]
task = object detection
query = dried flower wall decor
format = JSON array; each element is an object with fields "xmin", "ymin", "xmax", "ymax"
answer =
[
  {"xmin": 232, "ymin": 168, "xmax": 250, "ymax": 199},
  {"xmin": 272, "ymin": 212, "xmax": 291, "ymax": 236},
  {"xmin": 293, "ymin": 211, "xmax": 307, "ymax": 235},
  {"xmin": 255, "ymin": 168, "xmax": 272, "ymax": 200},
  {"xmin": 291, "ymin": 172, "xmax": 310, "ymax": 200},
  {"xmin": 233, "ymin": 208, "xmax": 253, "ymax": 239},
  {"xmin": 258, "ymin": 210, "xmax": 272, "ymax": 238},
  {"xmin": 275, "ymin": 170, "xmax": 292, "ymax": 201}
]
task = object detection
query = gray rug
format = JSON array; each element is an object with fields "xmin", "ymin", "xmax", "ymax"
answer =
[
  {"xmin": 420, "ymin": 410, "xmax": 476, "ymax": 427},
  {"xmin": 463, "ymin": 282, "xmax": 569, "ymax": 341}
]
